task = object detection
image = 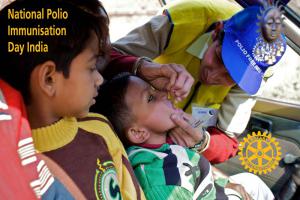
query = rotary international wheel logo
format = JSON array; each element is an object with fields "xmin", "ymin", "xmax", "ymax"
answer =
[{"xmin": 238, "ymin": 131, "xmax": 281, "ymax": 175}]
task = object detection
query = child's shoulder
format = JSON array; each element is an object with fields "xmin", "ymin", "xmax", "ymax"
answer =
[
  {"xmin": 77, "ymin": 112, "xmax": 120, "ymax": 143},
  {"xmin": 78, "ymin": 112, "xmax": 114, "ymax": 126},
  {"xmin": 78, "ymin": 112, "xmax": 109, "ymax": 122},
  {"xmin": 77, "ymin": 112, "xmax": 111, "ymax": 130}
]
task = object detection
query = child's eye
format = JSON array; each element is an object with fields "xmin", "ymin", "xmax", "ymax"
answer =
[
  {"xmin": 90, "ymin": 65, "xmax": 97, "ymax": 72},
  {"xmin": 147, "ymin": 94, "xmax": 155, "ymax": 103}
]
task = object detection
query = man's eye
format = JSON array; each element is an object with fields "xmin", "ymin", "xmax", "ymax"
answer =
[{"xmin": 147, "ymin": 94, "xmax": 155, "ymax": 102}]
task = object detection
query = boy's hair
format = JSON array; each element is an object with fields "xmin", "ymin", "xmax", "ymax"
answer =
[
  {"xmin": 0, "ymin": 0, "xmax": 110, "ymax": 104},
  {"xmin": 63, "ymin": 0, "xmax": 109, "ymax": 18},
  {"xmin": 90, "ymin": 73, "xmax": 133, "ymax": 147}
]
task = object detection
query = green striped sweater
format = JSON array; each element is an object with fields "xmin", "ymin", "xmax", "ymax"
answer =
[{"xmin": 127, "ymin": 144, "xmax": 229, "ymax": 200}]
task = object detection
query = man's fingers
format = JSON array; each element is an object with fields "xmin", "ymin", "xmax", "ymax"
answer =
[
  {"xmin": 182, "ymin": 112, "xmax": 193, "ymax": 121},
  {"xmin": 161, "ymin": 64, "xmax": 177, "ymax": 90},
  {"xmin": 176, "ymin": 130, "xmax": 194, "ymax": 147},
  {"xmin": 169, "ymin": 116, "xmax": 203, "ymax": 147},
  {"xmin": 172, "ymin": 68, "xmax": 187, "ymax": 91},
  {"xmin": 139, "ymin": 62, "xmax": 193, "ymax": 101},
  {"xmin": 171, "ymin": 114, "xmax": 190, "ymax": 129},
  {"xmin": 180, "ymin": 75, "xmax": 194, "ymax": 98},
  {"xmin": 173, "ymin": 75, "xmax": 188, "ymax": 97},
  {"xmin": 169, "ymin": 132, "xmax": 179, "ymax": 144},
  {"xmin": 171, "ymin": 114, "xmax": 196, "ymax": 135},
  {"xmin": 169, "ymin": 128, "xmax": 188, "ymax": 146},
  {"xmin": 170, "ymin": 64, "xmax": 194, "ymax": 99}
]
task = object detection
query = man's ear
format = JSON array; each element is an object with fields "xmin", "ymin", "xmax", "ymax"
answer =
[
  {"xmin": 212, "ymin": 21, "xmax": 224, "ymax": 41},
  {"xmin": 216, "ymin": 42, "xmax": 222, "ymax": 57},
  {"xmin": 127, "ymin": 127, "xmax": 150, "ymax": 144},
  {"xmin": 37, "ymin": 61, "xmax": 58, "ymax": 97}
]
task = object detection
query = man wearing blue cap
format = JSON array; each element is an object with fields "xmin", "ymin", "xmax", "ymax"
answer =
[{"xmin": 113, "ymin": 0, "xmax": 286, "ymax": 163}]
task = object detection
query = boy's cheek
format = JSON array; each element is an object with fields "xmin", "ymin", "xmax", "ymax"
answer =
[{"xmin": 76, "ymin": 109, "xmax": 90, "ymax": 119}]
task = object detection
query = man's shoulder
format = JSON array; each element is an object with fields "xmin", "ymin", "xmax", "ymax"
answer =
[{"xmin": 166, "ymin": 0, "xmax": 241, "ymax": 14}]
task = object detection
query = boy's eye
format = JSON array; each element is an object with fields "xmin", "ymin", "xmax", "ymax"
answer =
[
  {"xmin": 90, "ymin": 65, "xmax": 97, "ymax": 72},
  {"xmin": 147, "ymin": 94, "xmax": 155, "ymax": 103}
]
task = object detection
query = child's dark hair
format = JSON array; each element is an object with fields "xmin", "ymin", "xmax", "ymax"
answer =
[
  {"xmin": 63, "ymin": 0, "xmax": 109, "ymax": 18},
  {"xmin": 90, "ymin": 73, "xmax": 133, "ymax": 147},
  {"xmin": 0, "ymin": 0, "xmax": 110, "ymax": 104}
]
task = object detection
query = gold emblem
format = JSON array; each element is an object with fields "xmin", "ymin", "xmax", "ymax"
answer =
[{"xmin": 238, "ymin": 131, "xmax": 281, "ymax": 174}]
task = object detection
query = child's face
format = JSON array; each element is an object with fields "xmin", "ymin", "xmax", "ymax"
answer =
[
  {"xmin": 125, "ymin": 76, "xmax": 179, "ymax": 133},
  {"xmin": 53, "ymin": 33, "xmax": 103, "ymax": 118}
]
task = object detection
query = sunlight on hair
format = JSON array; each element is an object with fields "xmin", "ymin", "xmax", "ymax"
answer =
[{"xmin": 0, "ymin": 0, "xmax": 15, "ymax": 10}]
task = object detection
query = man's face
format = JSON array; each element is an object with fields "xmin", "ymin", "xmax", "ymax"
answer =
[
  {"xmin": 53, "ymin": 33, "xmax": 104, "ymax": 118},
  {"xmin": 125, "ymin": 76, "xmax": 179, "ymax": 134},
  {"xmin": 199, "ymin": 33, "xmax": 235, "ymax": 86}
]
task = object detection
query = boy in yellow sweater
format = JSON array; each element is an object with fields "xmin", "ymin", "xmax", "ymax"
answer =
[{"xmin": 0, "ymin": 0, "xmax": 144, "ymax": 199}]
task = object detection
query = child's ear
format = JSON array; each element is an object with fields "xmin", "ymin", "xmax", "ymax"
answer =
[
  {"xmin": 127, "ymin": 127, "xmax": 150, "ymax": 144},
  {"xmin": 37, "ymin": 61, "xmax": 57, "ymax": 97}
]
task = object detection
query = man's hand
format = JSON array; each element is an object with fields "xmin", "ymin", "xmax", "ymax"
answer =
[
  {"xmin": 226, "ymin": 182, "xmax": 252, "ymax": 200},
  {"xmin": 139, "ymin": 60, "xmax": 194, "ymax": 102},
  {"xmin": 169, "ymin": 112, "xmax": 204, "ymax": 147}
]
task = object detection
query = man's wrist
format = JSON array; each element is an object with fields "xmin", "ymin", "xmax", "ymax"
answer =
[
  {"xmin": 191, "ymin": 129, "xmax": 210, "ymax": 153},
  {"xmin": 132, "ymin": 56, "xmax": 152, "ymax": 77},
  {"xmin": 194, "ymin": 128, "xmax": 206, "ymax": 147}
]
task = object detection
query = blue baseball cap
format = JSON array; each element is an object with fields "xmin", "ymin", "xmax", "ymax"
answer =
[{"xmin": 222, "ymin": 6, "xmax": 286, "ymax": 95}]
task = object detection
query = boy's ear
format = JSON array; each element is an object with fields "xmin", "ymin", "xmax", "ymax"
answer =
[
  {"xmin": 127, "ymin": 127, "xmax": 150, "ymax": 144},
  {"xmin": 37, "ymin": 61, "xmax": 58, "ymax": 97}
]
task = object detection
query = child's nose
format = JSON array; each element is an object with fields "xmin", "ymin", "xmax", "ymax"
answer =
[{"xmin": 95, "ymin": 71, "xmax": 104, "ymax": 87}]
